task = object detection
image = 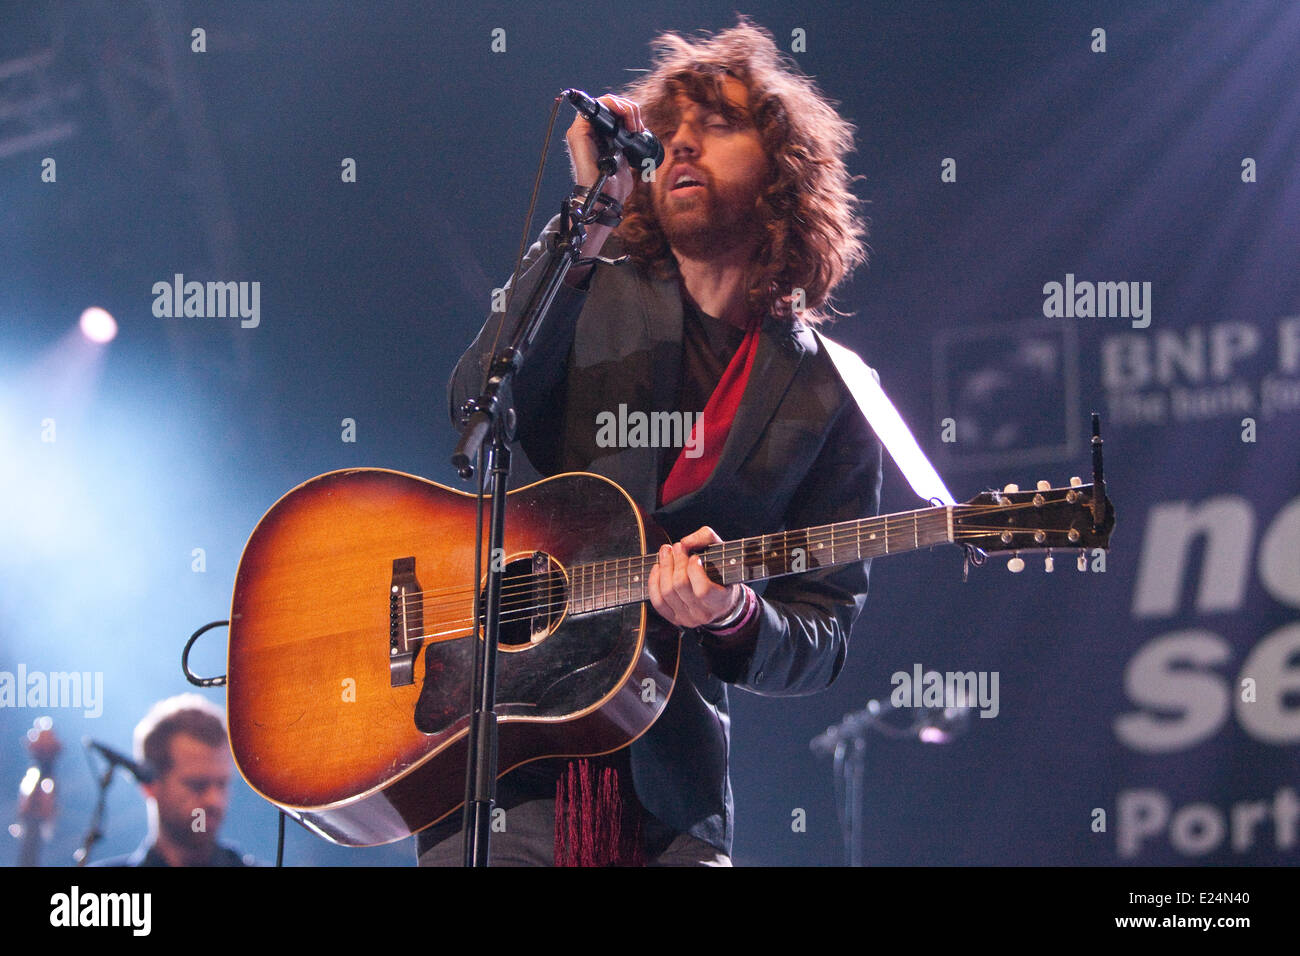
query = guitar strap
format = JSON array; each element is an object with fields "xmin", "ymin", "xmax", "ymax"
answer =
[{"xmin": 812, "ymin": 329, "xmax": 956, "ymax": 507}]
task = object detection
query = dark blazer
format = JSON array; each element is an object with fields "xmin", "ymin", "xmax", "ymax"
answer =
[{"xmin": 447, "ymin": 216, "xmax": 883, "ymax": 855}]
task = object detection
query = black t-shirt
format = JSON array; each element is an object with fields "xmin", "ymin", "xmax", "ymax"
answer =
[{"xmin": 657, "ymin": 299, "xmax": 747, "ymax": 489}]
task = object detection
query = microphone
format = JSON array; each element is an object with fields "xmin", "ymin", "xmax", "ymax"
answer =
[
  {"xmin": 562, "ymin": 89, "xmax": 664, "ymax": 170},
  {"xmin": 83, "ymin": 738, "xmax": 156, "ymax": 783}
]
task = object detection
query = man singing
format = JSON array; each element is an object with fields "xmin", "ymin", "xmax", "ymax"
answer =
[{"xmin": 425, "ymin": 17, "xmax": 880, "ymax": 866}]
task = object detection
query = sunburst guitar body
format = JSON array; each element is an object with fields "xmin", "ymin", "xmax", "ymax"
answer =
[{"xmin": 227, "ymin": 469, "xmax": 678, "ymax": 847}]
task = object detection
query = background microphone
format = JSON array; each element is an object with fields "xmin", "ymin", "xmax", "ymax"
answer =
[
  {"xmin": 83, "ymin": 738, "xmax": 156, "ymax": 783},
  {"xmin": 562, "ymin": 89, "xmax": 665, "ymax": 170}
]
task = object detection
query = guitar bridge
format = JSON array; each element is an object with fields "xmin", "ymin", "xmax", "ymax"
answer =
[
  {"xmin": 530, "ymin": 551, "xmax": 551, "ymax": 642},
  {"xmin": 389, "ymin": 557, "xmax": 423, "ymax": 686}
]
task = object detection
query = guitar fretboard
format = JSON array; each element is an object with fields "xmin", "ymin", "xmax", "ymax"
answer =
[{"xmin": 568, "ymin": 506, "xmax": 954, "ymax": 614}]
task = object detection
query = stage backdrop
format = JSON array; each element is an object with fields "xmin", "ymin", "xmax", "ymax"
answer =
[{"xmin": 1, "ymin": 0, "xmax": 1296, "ymax": 866}]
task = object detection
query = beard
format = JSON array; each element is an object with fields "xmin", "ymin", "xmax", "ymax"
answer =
[
  {"xmin": 159, "ymin": 804, "xmax": 221, "ymax": 853},
  {"xmin": 653, "ymin": 179, "xmax": 762, "ymax": 261}
]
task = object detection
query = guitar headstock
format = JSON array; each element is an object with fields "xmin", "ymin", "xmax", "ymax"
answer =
[{"xmin": 954, "ymin": 478, "xmax": 1115, "ymax": 572}]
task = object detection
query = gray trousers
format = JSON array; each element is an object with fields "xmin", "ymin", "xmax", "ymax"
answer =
[{"xmin": 417, "ymin": 798, "xmax": 732, "ymax": 867}]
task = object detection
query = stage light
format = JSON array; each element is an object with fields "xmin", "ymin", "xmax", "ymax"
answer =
[{"xmin": 79, "ymin": 307, "xmax": 117, "ymax": 344}]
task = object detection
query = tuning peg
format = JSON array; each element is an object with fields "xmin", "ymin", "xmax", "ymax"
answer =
[
  {"xmin": 1036, "ymin": 480, "xmax": 1051, "ymax": 491},
  {"xmin": 1007, "ymin": 554, "xmax": 1025, "ymax": 573},
  {"xmin": 1003, "ymin": 483, "xmax": 1020, "ymax": 494},
  {"xmin": 1045, "ymin": 554, "xmax": 1054, "ymax": 572},
  {"xmin": 1077, "ymin": 550, "xmax": 1087, "ymax": 571},
  {"xmin": 1069, "ymin": 476, "xmax": 1082, "ymax": 487}
]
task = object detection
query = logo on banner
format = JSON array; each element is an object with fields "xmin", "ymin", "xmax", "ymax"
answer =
[
  {"xmin": 932, "ymin": 320, "xmax": 1080, "ymax": 470},
  {"xmin": 1102, "ymin": 315, "xmax": 1300, "ymax": 427}
]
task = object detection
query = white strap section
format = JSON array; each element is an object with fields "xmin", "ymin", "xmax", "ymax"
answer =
[{"xmin": 814, "ymin": 331, "xmax": 956, "ymax": 506}]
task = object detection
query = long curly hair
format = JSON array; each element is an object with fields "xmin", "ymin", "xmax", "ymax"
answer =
[{"xmin": 616, "ymin": 18, "xmax": 868, "ymax": 327}]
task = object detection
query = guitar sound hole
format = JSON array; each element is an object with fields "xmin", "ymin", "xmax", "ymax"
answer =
[{"xmin": 478, "ymin": 554, "xmax": 567, "ymax": 648}]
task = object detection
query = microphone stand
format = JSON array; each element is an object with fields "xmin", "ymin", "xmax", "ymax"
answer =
[
  {"xmin": 450, "ymin": 134, "xmax": 622, "ymax": 868},
  {"xmin": 73, "ymin": 764, "xmax": 116, "ymax": 866},
  {"xmin": 812, "ymin": 699, "xmax": 971, "ymax": 866}
]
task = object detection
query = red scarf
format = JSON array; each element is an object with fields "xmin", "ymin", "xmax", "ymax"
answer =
[{"xmin": 659, "ymin": 318, "xmax": 763, "ymax": 506}]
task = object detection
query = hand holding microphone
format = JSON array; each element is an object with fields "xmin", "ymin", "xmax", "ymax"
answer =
[{"xmin": 563, "ymin": 90, "xmax": 661, "ymax": 206}]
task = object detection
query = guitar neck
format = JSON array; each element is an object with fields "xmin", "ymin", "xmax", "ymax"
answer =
[{"xmin": 568, "ymin": 505, "xmax": 954, "ymax": 614}]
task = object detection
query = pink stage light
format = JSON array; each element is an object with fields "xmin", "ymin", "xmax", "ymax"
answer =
[{"xmin": 79, "ymin": 307, "xmax": 117, "ymax": 344}]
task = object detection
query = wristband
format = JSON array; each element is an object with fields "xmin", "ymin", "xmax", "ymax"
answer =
[{"xmin": 703, "ymin": 585, "xmax": 755, "ymax": 635}]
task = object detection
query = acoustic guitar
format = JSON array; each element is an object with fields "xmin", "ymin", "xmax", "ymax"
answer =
[{"xmin": 227, "ymin": 468, "xmax": 1113, "ymax": 846}]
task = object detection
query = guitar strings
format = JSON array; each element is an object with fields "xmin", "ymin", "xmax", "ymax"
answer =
[
  {"xmin": 395, "ymin": 498, "xmax": 1065, "ymax": 611},
  {"xmin": 400, "ymin": 520, "xmax": 1074, "ymax": 631},
  {"xmin": 395, "ymin": 521, "xmax": 1072, "ymax": 644},
  {"xmin": 408, "ymin": 522, "xmax": 1068, "ymax": 642}
]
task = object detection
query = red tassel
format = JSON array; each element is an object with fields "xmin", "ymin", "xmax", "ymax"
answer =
[
  {"xmin": 579, "ymin": 758, "xmax": 594, "ymax": 867},
  {"xmin": 554, "ymin": 759, "xmax": 644, "ymax": 866}
]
